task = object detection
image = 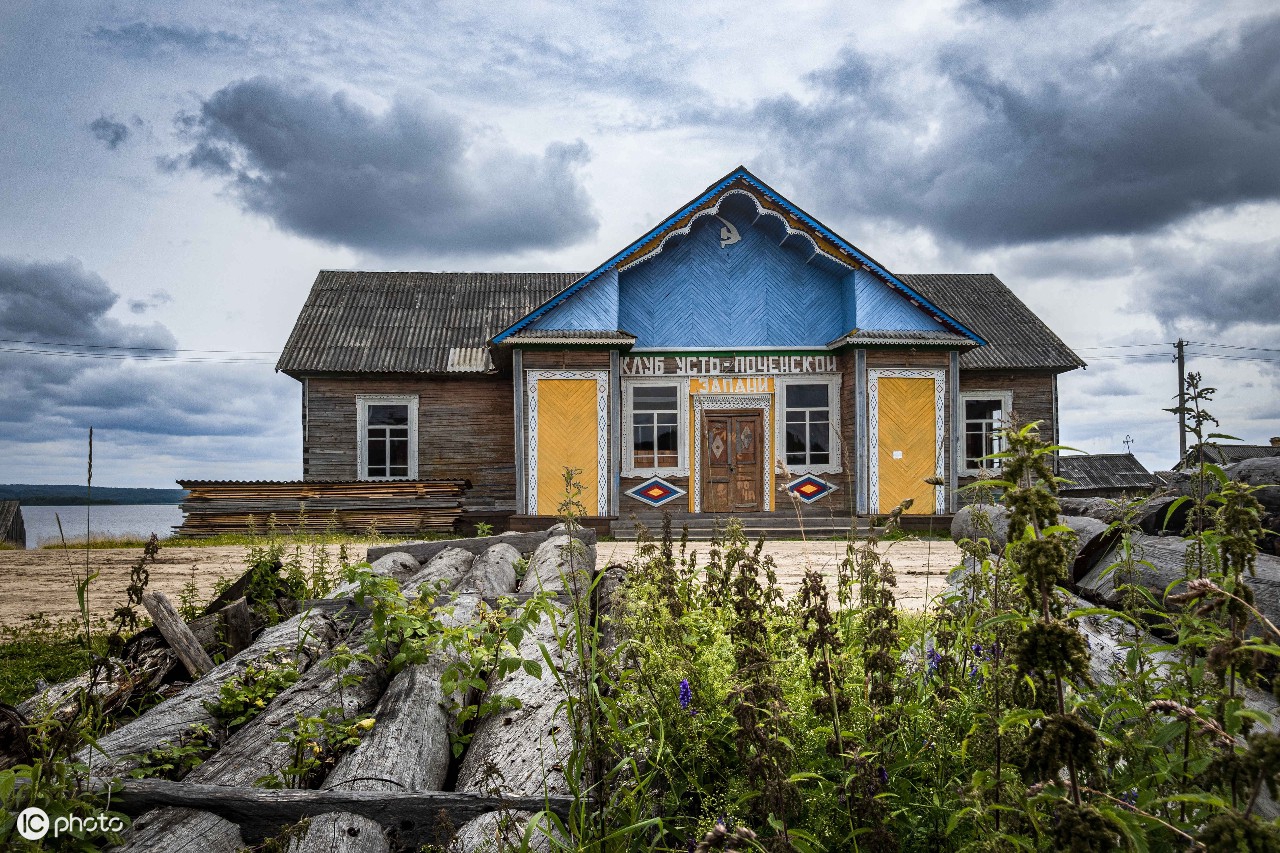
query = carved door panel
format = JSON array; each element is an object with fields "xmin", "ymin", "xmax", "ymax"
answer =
[
  {"xmin": 703, "ymin": 411, "xmax": 763, "ymax": 513},
  {"xmin": 875, "ymin": 377, "xmax": 936, "ymax": 514}
]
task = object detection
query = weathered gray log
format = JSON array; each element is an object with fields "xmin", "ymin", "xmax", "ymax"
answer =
[
  {"xmin": 16, "ymin": 653, "xmax": 168, "ymax": 728},
  {"xmin": 144, "ymin": 590, "xmax": 216, "ymax": 679},
  {"xmin": 118, "ymin": 559, "xmax": 451, "ymax": 852},
  {"xmin": 413, "ymin": 547, "xmax": 476, "ymax": 591},
  {"xmin": 950, "ymin": 504, "xmax": 1010, "ymax": 552},
  {"xmin": 221, "ymin": 598, "xmax": 253, "ymax": 655},
  {"xmin": 1058, "ymin": 497, "xmax": 1123, "ymax": 523},
  {"xmin": 54, "ymin": 778, "xmax": 572, "ymax": 850},
  {"xmin": 366, "ymin": 527, "xmax": 596, "ymax": 566},
  {"xmin": 1061, "ymin": 515, "xmax": 1116, "ymax": 582},
  {"xmin": 78, "ymin": 609, "xmax": 340, "ymax": 775},
  {"xmin": 521, "ymin": 534, "xmax": 596, "ymax": 595},
  {"xmin": 367, "ymin": 551, "xmax": 419, "ymax": 578},
  {"xmin": 450, "ymin": 600, "xmax": 579, "ymax": 850},
  {"xmin": 458, "ymin": 543, "xmax": 522, "ymax": 595},
  {"xmin": 1076, "ymin": 533, "xmax": 1280, "ymax": 632}
]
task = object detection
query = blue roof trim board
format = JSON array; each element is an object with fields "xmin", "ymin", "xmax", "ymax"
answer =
[{"xmin": 491, "ymin": 167, "xmax": 985, "ymax": 346}]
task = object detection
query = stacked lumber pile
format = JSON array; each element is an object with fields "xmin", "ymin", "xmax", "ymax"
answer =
[
  {"xmin": 175, "ymin": 479, "xmax": 470, "ymax": 537},
  {"xmin": 7, "ymin": 526, "xmax": 608, "ymax": 851}
]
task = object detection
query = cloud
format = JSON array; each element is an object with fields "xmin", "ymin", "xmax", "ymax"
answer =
[
  {"xmin": 0, "ymin": 257, "xmax": 296, "ymax": 485},
  {"xmin": 90, "ymin": 116, "xmax": 130, "ymax": 149},
  {"xmin": 1144, "ymin": 240, "xmax": 1280, "ymax": 333},
  {"xmin": 92, "ymin": 22, "xmax": 249, "ymax": 57},
  {"xmin": 163, "ymin": 77, "xmax": 598, "ymax": 255},
  {"xmin": 752, "ymin": 13, "xmax": 1280, "ymax": 248},
  {"xmin": 128, "ymin": 291, "xmax": 173, "ymax": 314}
]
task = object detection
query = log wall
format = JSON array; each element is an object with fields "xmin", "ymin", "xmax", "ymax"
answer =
[{"xmin": 304, "ymin": 375, "xmax": 516, "ymax": 511}]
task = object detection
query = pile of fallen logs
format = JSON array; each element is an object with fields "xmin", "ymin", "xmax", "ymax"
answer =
[
  {"xmin": 949, "ymin": 466, "xmax": 1280, "ymax": 818},
  {"xmin": 6, "ymin": 525, "xmax": 613, "ymax": 851}
]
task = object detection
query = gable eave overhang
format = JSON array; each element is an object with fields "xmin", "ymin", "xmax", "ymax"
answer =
[{"xmin": 492, "ymin": 166, "xmax": 986, "ymax": 347}]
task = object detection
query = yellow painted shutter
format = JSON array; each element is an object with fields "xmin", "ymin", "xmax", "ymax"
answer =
[
  {"xmin": 877, "ymin": 377, "xmax": 936, "ymax": 514},
  {"xmin": 536, "ymin": 379, "xmax": 599, "ymax": 515}
]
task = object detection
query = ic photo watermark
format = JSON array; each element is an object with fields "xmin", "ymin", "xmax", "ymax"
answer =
[{"xmin": 16, "ymin": 806, "xmax": 125, "ymax": 843}]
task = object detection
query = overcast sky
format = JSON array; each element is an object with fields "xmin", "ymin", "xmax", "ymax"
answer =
[{"xmin": 2, "ymin": 0, "xmax": 1277, "ymax": 488}]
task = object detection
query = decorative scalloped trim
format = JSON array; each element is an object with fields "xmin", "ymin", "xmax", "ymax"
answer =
[
  {"xmin": 619, "ymin": 188, "xmax": 856, "ymax": 274},
  {"xmin": 691, "ymin": 393, "xmax": 774, "ymax": 512},
  {"xmin": 526, "ymin": 370, "xmax": 610, "ymax": 515},
  {"xmin": 867, "ymin": 368, "xmax": 946, "ymax": 513}
]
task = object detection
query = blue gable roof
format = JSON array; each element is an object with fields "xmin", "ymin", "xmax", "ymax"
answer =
[{"xmin": 494, "ymin": 167, "xmax": 983, "ymax": 347}]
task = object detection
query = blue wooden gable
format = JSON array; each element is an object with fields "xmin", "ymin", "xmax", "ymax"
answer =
[{"xmin": 496, "ymin": 167, "xmax": 980, "ymax": 348}]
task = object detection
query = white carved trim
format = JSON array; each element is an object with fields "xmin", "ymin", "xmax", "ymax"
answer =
[
  {"xmin": 621, "ymin": 377, "xmax": 690, "ymax": 478},
  {"xmin": 525, "ymin": 370, "xmax": 610, "ymax": 516},
  {"xmin": 959, "ymin": 389, "xmax": 1014, "ymax": 475},
  {"xmin": 620, "ymin": 188, "xmax": 856, "ymax": 273},
  {"xmin": 867, "ymin": 369, "xmax": 946, "ymax": 513},
  {"xmin": 691, "ymin": 393, "xmax": 774, "ymax": 513},
  {"xmin": 355, "ymin": 394, "xmax": 419, "ymax": 481},
  {"xmin": 774, "ymin": 374, "xmax": 843, "ymax": 476}
]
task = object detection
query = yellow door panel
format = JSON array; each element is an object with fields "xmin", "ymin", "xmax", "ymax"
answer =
[
  {"xmin": 536, "ymin": 380, "xmax": 599, "ymax": 515},
  {"xmin": 877, "ymin": 377, "xmax": 936, "ymax": 514}
]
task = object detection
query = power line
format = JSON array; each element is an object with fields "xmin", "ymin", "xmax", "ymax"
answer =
[{"xmin": 0, "ymin": 337, "xmax": 278, "ymax": 355}]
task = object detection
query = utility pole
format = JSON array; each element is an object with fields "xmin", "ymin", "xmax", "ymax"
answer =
[{"xmin": 1175, "ymin": 339, "xmax": 1187, "ymax": 463}]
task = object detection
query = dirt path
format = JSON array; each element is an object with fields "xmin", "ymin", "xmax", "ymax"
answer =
[
  {"xmin": 599, "ymin": 538, "xmax": 962, "ymax": 611},
  {"xmin": 0, "ymin": 544, "xmax": 362, "ymax": 629},
  {"xmin": 0, "ymin": 537, "xmax": 963, "ymax": 629}
]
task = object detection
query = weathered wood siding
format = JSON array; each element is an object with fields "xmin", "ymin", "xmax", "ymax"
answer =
[
  {"xmin": 303, "ymin": 376, "xmax": 516, "ymax": 510},
  {"xmin": 957, "ymin": 369, "xmax": 1057, "ymax": 495}
]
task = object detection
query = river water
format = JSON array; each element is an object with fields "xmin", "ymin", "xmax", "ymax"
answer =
[{"xmin": 18, "ymin": 505, "xmax": 184, "ymax": 549}]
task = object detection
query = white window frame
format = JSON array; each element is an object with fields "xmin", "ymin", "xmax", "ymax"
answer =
[
  {"xmin": 621, "ymin": 377, "xmax": 689, "ymax": 477},
  {"xmin": 960, "ymin": 390, "xmax": 1013, "ymax": 475},
  {"xmin": 357, "ymin": 394, "xmax": 419, "ymax": 481},
  {"xmin": 776, "ymin": 375, "xmax": 842, "ymax": 475}
]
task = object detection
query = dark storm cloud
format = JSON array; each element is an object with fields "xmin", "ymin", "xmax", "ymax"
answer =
[
  {"xmin": 0, "ymin": 257, "xmax": 288, "ymax": 456},
  {"xmin": 1144, "ymin": 241, "xmax": 1280, "ymax": 332},
  {"xmin": 964, "ymin": 0, "xmax": 1057, "ymax": 19},
  {"xmin": 92, "ymin": 22, "xmax": 249, "ymax": 57},
  {"xmin": 128, "ymin": 291, "xmax": 172, "ymax": 315},
  {"xmin": 754, "ymin": 14, "xmax": 1280, "ymax": 248},
  {"xmin": 90, "ymin": 116, "xmax": 130, "ymax": 149},
  {"xmin": 164, "ymin": 78, "xmax": 598, "ymax": 255}
]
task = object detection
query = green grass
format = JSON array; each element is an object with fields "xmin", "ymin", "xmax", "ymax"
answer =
[{"xmin": 0, "ymin": 619, "xmax": 103, "ymax": 706}]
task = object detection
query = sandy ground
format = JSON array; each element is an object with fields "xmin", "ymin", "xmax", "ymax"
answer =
[
  {"xmin": 0, "ymin": 544, "xmax": 362, "ymax": 629},
  {"xmin": 0, "ymin": 537, "xmax": 963, "ymax": 629},
  {"xmin": 598, "ymin": 538, "xmax": 962, "ymax": 611}
]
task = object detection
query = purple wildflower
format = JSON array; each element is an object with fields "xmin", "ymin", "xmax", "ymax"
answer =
[
  {"xmin": 972, "ymin": 642, "xmax": 984, "ymax": 657},
  {"xmin": 877, "ymin": 766, "xmax": 889, "ymax": 786},
  {"xmin": 926, "ymin": 645, "xmax": 943, "ymax": 675},
  {"xmin": 679, "ymin": 678, "xmax": 692, "ymax": 711}
]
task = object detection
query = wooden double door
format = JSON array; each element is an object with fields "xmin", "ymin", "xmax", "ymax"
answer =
[{"xmin": 702, "ymin": 410, "xmax": 763, "ymax": 513}]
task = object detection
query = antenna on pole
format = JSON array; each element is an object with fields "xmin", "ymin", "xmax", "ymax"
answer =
[
  {"xmin": 1123, "ymin": 434, "xmax": 1134, "ymax": 454},
  {"xmin": 1175, "ymin": 339, "xmax": 1187, "ymax": 464}
]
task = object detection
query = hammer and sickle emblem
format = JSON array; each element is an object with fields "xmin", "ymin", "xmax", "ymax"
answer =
[{"xmin": 714, "ymin": 215, "xmax": 740, "ymax": 249}]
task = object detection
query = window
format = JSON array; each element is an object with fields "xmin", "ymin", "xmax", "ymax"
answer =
[
  {"xmin": 631, "ymin": 385, "xmax": 679, "ymax": 470},
  {"xmin": 785, "ymin": 383, "xmax": 831, "ymax": 466},
  {"xmin": 358, "ymin": 395, "xmax": 418, "ymax": 480},
  {"xmin": 962, "ymin": 392, "xmax": 1011, "ymax": 472}
]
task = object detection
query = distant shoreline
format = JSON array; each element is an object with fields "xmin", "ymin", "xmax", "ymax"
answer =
[{"xmin": 0, "ymin": 484, "xmax": 187, "ymax": 506}]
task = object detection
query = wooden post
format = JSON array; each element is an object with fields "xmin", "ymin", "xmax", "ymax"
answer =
[
  {"xmin": 1176, "ymin": 338, "xmax": 1187, "ymax": 463},
  {"xmin": 142, "ymin": 591, "xmax": 215, "ymax": 679},
  {"xmin": 219, "ymin": 598, "xmax": 253, "ymax": 656}
]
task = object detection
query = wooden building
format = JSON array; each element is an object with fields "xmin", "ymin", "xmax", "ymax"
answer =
[
  {"xmin": 276, "ymin": 168, "xmax": 1084, "ymax": 534},
  {"xmin": 1058, "ymin": 453, "xmax": 1155, "ymax": 499}
]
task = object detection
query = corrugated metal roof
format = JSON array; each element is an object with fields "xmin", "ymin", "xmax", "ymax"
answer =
[
  {"xmin": 897, "ymin": 274, "xmax": 1085, "ymax": 371},
  {"xmin": 1059, "ymin": 454, "xmax": 1155, "ymax": 492},
  {"xmin": 277, "ymin": 272, "xmax": 579, "ymax": 374},
  {"xmin": 832, "ymin": 329, "xmax": 977, "ymax": 348},
  {"xmin": 1178, "ymin": 444, "xmax": 1280, "ymax": 469},
  {"xmin": 505, "ymin": 329, "xmax": 637, "ymax": 345}
]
